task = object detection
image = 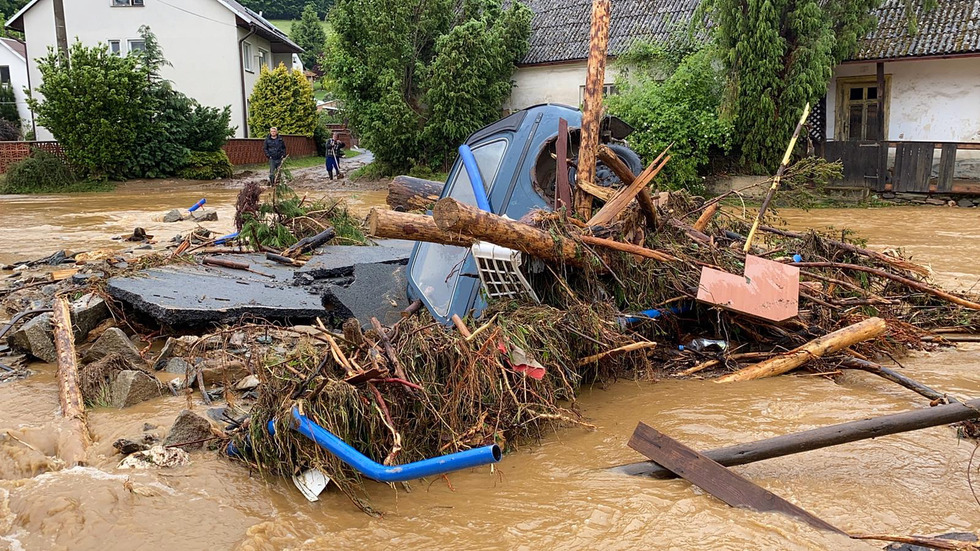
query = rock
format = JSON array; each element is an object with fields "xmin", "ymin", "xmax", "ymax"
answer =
[
  {"xmin": 958, "ymin": 198, "xmax": 974, "ymax": 208},
  {"xmin": 925, "ymin": 197, "xmax": 946, "ymax": 206},
  {"xmin": 113, "ymin": 438, "xmax": 149, "ymax": 455},
  {"xmin": 162, "ymin": 410, "xmax": 215, "ymax": 451},
  {"xmin": 118, "ymin": 445, "xmax": 190, "ymax": 469},
  {"xmin": 79, "ymin": 352, "xmax": 146, "ymax": 403},
  {"xmin": 143, "ymin": 423, "xmax": 158, "ymax": 431},
  {"xmin": 83, "ymin": 327, "xmax": 145, "ymax": 367},
  {"xmin": 163, "ymin": 209, "xmax": 184, "ymax": 223},
  {"xmin": 228, "ymin": 331, "xmax": 246, "ymax": 349},
  {"xmin": 72, "ymin": 271, "xmax": 104, "ymax": 284},
  {"xmin": 163, "ymin": 357, "xmax": 195, "ymax": 376},
  {"xmin": 190, "ymin": 209, "xmax": 218, "ymax": 222},
  {"xmin": 7, "ymin": 314, "xmax": 57, "ymax": 363},
  {"xmin": 234, "ymin": 374, "xmax": 260, "ymax": 390},
  {"xmin": 110, "ymin": 370, "xmax": 163, "ymax": 408},
  {"xmin": 200, "ymin": 360, "xmax": 249, "ymax": 386},
  {"xmin": 152, "ymin": 335, "xmax": 199, "ymax": 370},
  {"xmin": 70, "ymin": 293, "xmax": 111, "ymax": 341}
]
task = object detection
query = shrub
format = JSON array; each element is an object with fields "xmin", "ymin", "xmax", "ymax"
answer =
[
  {"xmin": 2, "ymin": 150, "xmax": 77, "ymax": 193},
  {"xmin": 0, "ymin": 118, "xmax": 19, "ymax": 141},
  {"xmin": 177, "ymin": 150, "xmax": 234, "ymax": 180},
  {"xmin": 0, "ymin": 84, "xmax": 19, "ymax": 129},
  {"xmin": 248, "ymin": 63, "xmax": 318, "ymax": 138}
]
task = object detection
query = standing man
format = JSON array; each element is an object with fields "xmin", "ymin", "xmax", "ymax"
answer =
[
  {"xmin": 325, "ymin": 133, "xmax": 345, "ymax": 180},
  {"xmin": 263, "ymin": 127, "xmax": 286, "ymax": 185}
]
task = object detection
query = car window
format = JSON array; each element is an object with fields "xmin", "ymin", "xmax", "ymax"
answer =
[{"xmin": 410, "ymin": 139, "xmax": 509, "ymax": 319}]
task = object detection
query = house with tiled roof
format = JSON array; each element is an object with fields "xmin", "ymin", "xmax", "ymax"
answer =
[
  {"xmin": 6, "ymin": 0, "xmax": 303, "ymax": 139},
  {"xmin": 510, "ymin": 0, "xmax": 980, "ymax": 190}
]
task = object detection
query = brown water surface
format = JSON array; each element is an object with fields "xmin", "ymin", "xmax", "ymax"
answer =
[{"xmin": 1, "ymin": 203, "xmax": 979, "ymax": 550}]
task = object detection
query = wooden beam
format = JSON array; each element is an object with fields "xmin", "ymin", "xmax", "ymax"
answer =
[
  {"xmin": 615, "ymin": 398, "xmax": 980, "ymax": 479},
  {"xmin": 587, "ymin": 152, "xmax": 669, "ymax": 227},
  {"xmin": 574, "ymin": 0, "xmax": 612, "ymax": 219},
  {"xmin": 556, "ymin": 118, "xmax": 572, "ymax": 210},
  {"xmin": 596, "ymin": 145, "xmax": 657, "ymax": 226},
  {"xmin": 628, "ymin": 423, "xmax": 846, "ymax": 534},
  {"xmin": 578, "ymin": 234, "xmax": 677, "ymax": 262}
]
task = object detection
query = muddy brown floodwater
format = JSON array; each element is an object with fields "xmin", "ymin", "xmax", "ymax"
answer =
[{"xmin": 1, "ymin": 201, "xmax": 979, "ymax": 550}]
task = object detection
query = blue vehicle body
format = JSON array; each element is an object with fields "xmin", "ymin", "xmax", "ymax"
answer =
[{"xmin": 406, "ymin": 104, "xmax": 584, "ymax": 325}]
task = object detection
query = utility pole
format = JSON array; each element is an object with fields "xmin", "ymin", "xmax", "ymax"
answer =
[{"xmin": 53, "ymin": 0, "xmax": 68, "ymax": 62}]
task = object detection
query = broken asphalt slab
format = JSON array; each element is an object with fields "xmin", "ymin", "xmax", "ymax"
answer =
[
  {"xmin": 328, "ymin": 262, "xmax": 410, "ymax": 326},
  {"xmin": 295, "ymin": 240, "xmax": 412, "ymax": 280}
]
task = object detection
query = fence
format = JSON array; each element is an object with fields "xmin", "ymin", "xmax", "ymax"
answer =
[
  {"xmin": 0, "ymin": 135, "xmax": 321, "ymax": 174},
  {"xmin": 823, "ymin": 140, "xmax": 980, "ymax": 195}
]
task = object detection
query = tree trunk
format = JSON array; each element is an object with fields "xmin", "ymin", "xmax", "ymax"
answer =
[
  {"xmin": 386, "ymin": 175, "xmax": 443, "ymax": 212},
  {"xmin": 366, "ymin": 208, "xmax": 474, "ymax": 248},
  {"xmin": 574, "ymin": 0, "xmax": 612, "ymax": 219},
  {"xmin": 52, "ymin": 296, "xmax": 91, "ymax": 466},
  {"xmin": 716, "ymin": 317, "xmax": 887, "ymax": 383}
]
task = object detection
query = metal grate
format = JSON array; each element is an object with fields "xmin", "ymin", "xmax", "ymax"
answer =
[
  {"xmin": 807, "ymin": 97, "xmax": 826, "ymax": 145},
  {"xmin": 471, "ymin": 242, "xmax": 540, "ymax": 303}
]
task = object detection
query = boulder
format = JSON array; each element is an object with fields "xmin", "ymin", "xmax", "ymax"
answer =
[
  {"xmin": 162, "ymin": 209, "xmax": 184, "ymax": 223},
  {"xmin": 79, "ymin": 352, "xmax": 146, "ymax": 403},
  {"xmin": 163, "ymin": 357, "xmax": 195, "ymax": 376},
  {"xmin": 113, "ymin": 438, "xmax": 149, "ymax": 455},
  {"xmin": 83, "ymin": 327, "xmax": 145, "ymax": 367},
  {"xmin": 7, "ymin": 314, "xmax": 57, "ymax": 363},
  {"xmin": 162, "ymin": 410, "xmax": 215, "ymax": 451},
  {"xmin": 70, "ymin": 293, "xmax": 111, "ymax": 341},
  {"xmin": 200, "ymin": 360, "xmax": 250, "ymax": 386},
  {"xmin": 190, "ymin": 209, "xmax": 218, "ymax": 222},
  {"xmin": 152, "ymin": 335, "xmax": 199, "ymax": 370},
  {"xmin": 110, "ymin": 370, "xmax": 163, "ymax": 408},
  {"xmin": 118, "ymin": 445, "xmax": 190, "ymax": 469},
  {"xmin": 958, "ymin": 198, "xmax": 974, "ymax": 208}
]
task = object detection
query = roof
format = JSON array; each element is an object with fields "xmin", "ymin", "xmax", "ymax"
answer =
[
  {"xmin": 521, "ymin": 0, "xmax": 701, "ymax": 65},
  {"xmin": 519, "ymin": 0, "xmax": 980, "ymax": 65},
  {"xmin": 0, "ymin": 38, "xmax": 26, "ymax": 61},
  {"xmin": 852, "ymin": 0, "xmax": 980, "ymax": 60},
  {"xmin": 5, "ymin": 0, "xmax": 302, "ymax": 53}
]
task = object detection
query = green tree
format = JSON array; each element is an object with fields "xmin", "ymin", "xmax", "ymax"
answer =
[
  {"xmin": 702, "ymin": 0, "xmax": 880, "ymax": 169},
  {"xmin": 328, "ymin": 0, "xmax": 531, "ymax": 172},
  {"xmin": 239, "ymin": 0, "xmax": 333, "ymax": 19},
  {"xmin": 291, "ymin": 3, "xmax": 327, "ymax": 70},
  {"xmin": 0, "ymin": 83, "xmax": 20, "ymax": 130},
  {"xmin": 248, "ymin": 63, "xmax": 317, "ymax": 137}
]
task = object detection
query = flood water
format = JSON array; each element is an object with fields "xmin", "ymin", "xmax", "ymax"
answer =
[{"xmin": 1, "ymin": 192, "xmax": 979, "ymax": 550}]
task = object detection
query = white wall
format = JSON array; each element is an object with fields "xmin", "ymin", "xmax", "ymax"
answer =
[
  {"xmin": 0, "ymin": 44, "xmax": 30, "ymax": 134},
  {"xmin": 21, "ymin": 0, "xmax": 251, "ymax": 139},
  {"xmin": 828, "ymin": 57, "xmax": 980, "ymax": 142},
  {"xmin": 506, "ymin": 61, "xmax": 620, "ymax": 112}
]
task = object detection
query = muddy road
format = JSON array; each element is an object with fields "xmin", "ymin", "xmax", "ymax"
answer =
[{"xmin": 1, "ymin": 191, "xmax": 979, "ymax": 550}]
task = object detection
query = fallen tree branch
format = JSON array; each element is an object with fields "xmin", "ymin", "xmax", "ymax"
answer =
[
  {"xmin": 840, "ymin": 357, "xmax": 957, "ymax": 403},
  {"xmin": 52, "ymin": 296, "xmax": 92, "ymax": 466},
  {"xmin": 577, "ymin": 341, "xmax": 657, "ymax": 366},
  {"xmin": 761, "ymin": 225, "xmax": 931, "ymax": 277}
]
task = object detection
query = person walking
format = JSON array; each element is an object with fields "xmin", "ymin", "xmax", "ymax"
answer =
[
  {"xmin": 325, "ymin": 134, "xmax": 345, "ymax": 180},
  {"xmin": 263, "ymin": 127, "xmax": 286, "ymax": 185}
]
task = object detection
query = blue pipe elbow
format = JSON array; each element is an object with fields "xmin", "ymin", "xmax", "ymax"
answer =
[
  {"xmin": 458, "ymin": 144, "xmax": 491, "ymax": 212},
  {"xmin": 188, "ymin": 198, "xmax": 206, "ymax": 212},
  {"xmin": 214, "ymin": 231, "xmax": 239, "ymax": 245},
  {"xmin": 269, "ymin": 408, "xmax": 501, "ymax": 483}
]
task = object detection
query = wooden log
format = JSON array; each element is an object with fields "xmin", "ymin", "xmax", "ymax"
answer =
[
  {"xmin": 587, "ymin": 153, "xmax": 669, "ymax": 226},
  {"xmin": 52, "ymin": 296, "xmax": 92, "ymax": 466},
  {"xmin": 716, "ymin": 317, "xmax": 887, "ymax": 383},
  {"xmin": 596, "ymin": 144, "xmax": 657, "ymax": 226},
  {"xmin": 386, "ymin": 175, "xmax": 443, "ymax": 212},
  {"xmin": 613, "ymin": 397, "xmax": 980, "ymax": 478},
  {"xmin": 202, "ymin": 256, "xmax": 275, "ymax": 278},
  {"xmin": 792, "ymin": 261, "xmax": 980, "ymax": 310},
  {"xmin": 576, "ymin": 341, "xmax": 656, "ymax": 366},
  {"xmin": 366, "ymin": 208, "xmax": 474, "ymax": 248},
  {"xmin": 283, "ymin": 227, "xmax": 336, "ymax": 258},
  {"xmin": 692, "ymin": 203, "xmax": 719, "ymax": 232},
  {"xmin": 574, "ymin": 0, "xmax": 612, "ymax": 219},
  {"xmin": 265, "ymin": 252, "xmax": 304, "ymax": 266},
  {"xmin": 840, "ymin": 357, "xmax": 957, "ymax": 403},
  {"xmin": 578, "ymin": 234, "xmax": 677, "ymax": 262},
  {"xmin": 432, "ymin": 198, "xmax": 587, "ymax": 266},
  {"xmin": 667, "ymin": 218, "xmax": 713, "ymax": 246}
]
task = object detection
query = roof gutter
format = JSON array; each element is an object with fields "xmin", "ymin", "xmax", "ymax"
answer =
[
  {"xmin": 840, "ymin": 51, "xmax": 980, "ymax": 65},
  {"xmin": 238, "ymin": 22, "xmax": 256, "ymax": 138}
]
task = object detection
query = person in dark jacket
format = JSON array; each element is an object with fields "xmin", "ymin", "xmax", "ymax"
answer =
[
  {"xmin": 263, "ymin": 127, "xmax": 286, "ymax": 184},
  {"xmin": 325, "ymin": 134, "xmax": 345, "ymax": 180}
]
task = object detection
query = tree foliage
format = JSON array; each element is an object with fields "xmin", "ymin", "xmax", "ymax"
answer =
[
  {"xmin": 0, "ymin": 84, "xmax": 20, "ymax": 130},
  {"xmin": 239, "ymin": 0, "xmax": 333, "ymax": 19},
  {"xmin": 248, "ymin": 63, "xmax": 318, "ymax": 137},
  {"xmin": 702, "ymin": 0, "xmax": 880, "ymax": 169},
  {"xmin": 328, "ymin": 0, "xmax": 531, "ymax": 172},
  {"xmin": 291, "ymin": 3, "xmax": 327, "ymax": 70}
]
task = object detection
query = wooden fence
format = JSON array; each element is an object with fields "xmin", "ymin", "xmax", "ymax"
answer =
[{"xmin": 823, "ymin": 140, "xmax": 980, "ymax": 195}]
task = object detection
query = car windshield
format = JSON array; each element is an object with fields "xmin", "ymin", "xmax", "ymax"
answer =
[{"xmin": 409, "ymin": 140, "xmax": 508, "ymax": 319}]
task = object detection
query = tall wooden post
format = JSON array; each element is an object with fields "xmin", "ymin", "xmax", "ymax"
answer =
[
  {"xmin": 875, "ymin": 61, "xmax": 886, "ymax": 190},
  {"xmin": 574, "ymin": 0, "xmax": 612, "ymax": 219},
  {"xmin": 53, "ymin": 0, "xmax": 69, "ymax": 61}
]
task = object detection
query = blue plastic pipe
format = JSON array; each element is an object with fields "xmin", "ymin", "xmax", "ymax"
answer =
[
  {"xmin": 214, "ymin": 231, "xmax": 239, "ymax": 245},
  {"xmin": 618, "ymin": 304, "xmax": 692, "ymax": 325},
  {"xmin": 268, "ymin": 408, "xmax": 501, "ymax": 483},
  {"xmin": 458, "ymin": 144, "xmax": 491, "ymax": 212},
  {"xmin": 188, "ymin": 198, "xmax": 207, "ymax": 212}
]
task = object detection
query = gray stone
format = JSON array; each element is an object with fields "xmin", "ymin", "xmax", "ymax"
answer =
[
  {"xmin": 190, "ymin": 209, "xmax": 218, "ymax": 222},
  {"xmin": 152, "ymin": 335, "xmax": 199, "ymax": 370},
  {"xmin": 113, "ymin": 438, "xmax": 149, "ymax": 455},
  {"xmin": 163, "ymin": 357, "xmax": 195, "ymax": 375},
  {"xmin": 162, "ymin": 410, "xmax": 214, "ymax": 451},
  {"xmin": 162, "ymin": 209, "xmax": 184, "ymax": 223},
  {"xmin": 70, "ymin": 293, "xmax": 110, "ymax": 341},
  {"xmin": 83, "ymin": 327, "xmax": 146, "ymax": 367},
  {"xmin": 8, "ymin": 314, "xmax": 57, "ymax": 363},
  {"xmin": 296, "ymin": 241, "xmax": 413, "ymax": 280},
  {"xmin": 958, "ymin": 198, "xmax": 974, "ymax": 208},
  {"xmin": 327, "ymin": 262, "xmax": 410, "ymax": 327},
  {"xmin": 110, "ymin": 370, "xmax": 163, "ymax": 408}
]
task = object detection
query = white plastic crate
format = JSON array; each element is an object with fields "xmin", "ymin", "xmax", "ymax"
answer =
[{"xmin": 471, "ymin": 241, "xmax": 540, "ymax": 303}]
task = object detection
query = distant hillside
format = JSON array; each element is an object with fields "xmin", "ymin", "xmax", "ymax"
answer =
[{"xmin": 237, "ymin": 0, "xmax": 333, "ymax": 20}]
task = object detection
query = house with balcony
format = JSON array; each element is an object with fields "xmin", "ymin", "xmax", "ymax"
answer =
[{"xmin": 6, "ymin": 0, "xmax": 303, "ymax": 139}]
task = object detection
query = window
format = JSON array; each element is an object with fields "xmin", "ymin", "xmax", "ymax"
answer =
[
  {"xmin": 242, "ymin": 42, "xmax": 253, "ymax": 72},
  {"xmin": 112, "ymin": 0, "xmax": 144, "ymax": 6},
  {"xmin": 108, "ymin": 40, "xmax": 121, "ymax": 55},
  {"xmin": 579, "ymin": 83, "xmax": 618, "ymax": 105},
  {"xmin": 0, "ymin": 66, "xmax": 9, "ymax": 86},
  {"xmin": 836, "ymin": 76, "xmax": 889, "ymax": 141},
  {"xmin": 127, "ymin": 39, "xmax": 146, "ymax": 53},
  {"xmin": 258, "ymin": 49, "xmax": 268, "ymax": 69}
]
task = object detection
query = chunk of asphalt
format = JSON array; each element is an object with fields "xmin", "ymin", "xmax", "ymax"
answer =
[
  {"xmin": 295, "ymin": 241, "xmax": 413, "ymax": 280},
  {"xmin": 327, "ymin": 262, "xmax": 410, "ymax": 327}
]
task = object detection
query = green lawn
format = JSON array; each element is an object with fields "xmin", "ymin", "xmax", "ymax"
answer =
[{"xmin": 268, "ymin": 19, "xmax": 331, "ymax": 35}]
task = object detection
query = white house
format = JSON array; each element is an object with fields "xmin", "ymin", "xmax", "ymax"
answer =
[
  {"xmin": 6, "ymin": 0, "xmax": 303, "ymax": 139},
  {"xmin": 0, "ymin": 37, "xmax": 30, "ymax": 133},
  {"xmin": 510, "ymin": 0, "xmax": 980, "ymax": 190}
]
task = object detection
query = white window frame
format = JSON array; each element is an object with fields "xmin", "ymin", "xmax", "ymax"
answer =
[
  {"xmin": 111, "ymin": 0, "xmax": 144, "ymax": 6},
  {"xmin": 578, "ymin": 83, "xmax": 618, "ymax": 106},
  {"xmin": 108, "ymin": 40, "xmax": 121, "ymax": 55},
  {"xmin": 127, "ymin": 39, "xmax": 146, "ymax": 53},
  {"xmin": 243, "ymin": 42, "xmax": 253, "ymax": 72},
  {"xmin": 258, "ymin": 48, "xmax": 268, "ymax": 70}
]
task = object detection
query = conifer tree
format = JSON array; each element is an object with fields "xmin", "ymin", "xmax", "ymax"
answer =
[
  {"xmin": 291, "ymin": 3, "xmax": 327, "ymax": 71},
  {"xmin": 248, "ymin": 63, "xmax": 318, "ymax": 137}
]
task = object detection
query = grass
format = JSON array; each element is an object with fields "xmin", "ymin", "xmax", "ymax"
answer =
[{"xmin": 268, "ymin": 19, "xmax": 331, "ymax": 35}]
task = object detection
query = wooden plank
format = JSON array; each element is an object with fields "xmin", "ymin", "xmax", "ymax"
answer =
[
  {"xmin": 936, "ymin": 143, "xmax": 957, "ymax": 192},
  {"xmin": 556, "ymin": 118, "xmax": 572, "ymax": 210},
  {"xmin": 876, "ymin": 62, "xmax": 886, "ymax": 141},
  {"xmin": 628, "ymin": 423, "xmax": 846, "ymax": 535},
  {"xmin": 891, "ymin": 143, "xmax": 906, "ymax": 192},
  {"xmin": 912, "ymin": 143, "xmax": 934, "ymax": 193}
]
